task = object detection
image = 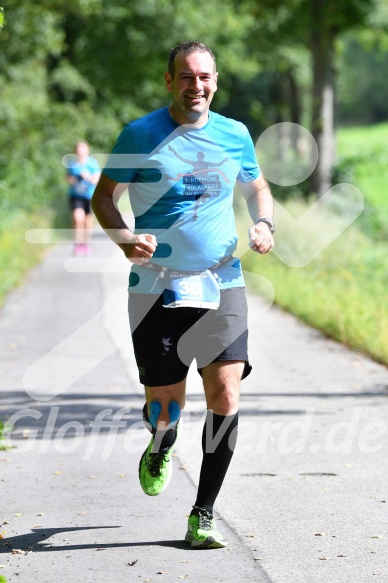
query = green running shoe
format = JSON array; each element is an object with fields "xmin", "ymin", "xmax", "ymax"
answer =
[
  {"xmin": 185, "ymin": 506, "xmax": 227, "ymax": 549},
  {"xmin": 138, "ymin": 422, "xmax": 180, "ymax": 496}
]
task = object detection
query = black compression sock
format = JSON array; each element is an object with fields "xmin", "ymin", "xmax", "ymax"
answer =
[{"xmin": 194, "ymin": 410, "xmax": 239, "ymax": 515}]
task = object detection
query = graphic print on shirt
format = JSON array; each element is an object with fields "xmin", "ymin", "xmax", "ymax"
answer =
[{"xmin": 167, "ymin": 144, "xmax": 230, "ymax": 220}]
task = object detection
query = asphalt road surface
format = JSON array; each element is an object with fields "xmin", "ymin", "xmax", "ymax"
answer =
[{"xmin": 1, "ymin": 232, "xmax": 387, "ymax": 583}]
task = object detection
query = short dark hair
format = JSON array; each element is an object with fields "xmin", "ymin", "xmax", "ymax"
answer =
[{"xmin": 168, "ymin": 40, "xmax": 216, "ymax": 78}]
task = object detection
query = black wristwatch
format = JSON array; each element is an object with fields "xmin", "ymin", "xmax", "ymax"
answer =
[{"xmin": 256, "ymin": 218, "xmax": 275, "ymax": 234}]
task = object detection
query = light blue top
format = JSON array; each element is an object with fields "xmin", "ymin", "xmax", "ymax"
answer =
[
  {"xmin": 67, "ymin": 156, "xmax": 100, "ymax": 200},
  {"xmin": 103, "ymin": 107, "xmax": 260, "ymax": 293}
]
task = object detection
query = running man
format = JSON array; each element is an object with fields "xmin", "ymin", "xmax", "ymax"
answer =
[{"xmin": 92, "ymin": 40, "xmax": 274, "ymax": 549}]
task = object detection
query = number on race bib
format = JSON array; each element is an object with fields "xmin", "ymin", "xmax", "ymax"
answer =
[{"xmin": 179, "ymin": 279, "xmax": 200, "ymax": 298}]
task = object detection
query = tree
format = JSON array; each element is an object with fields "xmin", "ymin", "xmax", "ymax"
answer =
[
  {"xmin": 307, "ymin": 0, "xmax": 375, "ymax": 198},
  {"xmin": 240, "ymin": 0, "xmax": 378, "ymax": 198}
]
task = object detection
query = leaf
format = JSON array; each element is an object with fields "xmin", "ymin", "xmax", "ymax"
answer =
[
  {"xmin": 14, "ymin": 513, "xmax": 23, "ymax": 517},
  {"xmin": 371, "ymin": 535, "xmax": 383, "ymax": 538},
  {"xmin": 2, "ymin": 521, "xmax": 10, "ymax": 525},
  {"xmin": 12, "ymin": 549, "xmax": 25, "ymax": 554},
  {"xmin": 54, "ymin": 471, "xmax": 61, "ymax": 475},
  {"xmin": 179, "ymin": 560, "xmax": 190, "ymax": 563},
  {"xmin": 118, "ymin": 474, "xmax": 126, "ymax": 479},
  {"xmin": 37, "ymin": 513, "xmax": 44, "ymax": 516},
  {"xmin": 315, "ymin": 532, "xmax": 325, "ymax": 536}
]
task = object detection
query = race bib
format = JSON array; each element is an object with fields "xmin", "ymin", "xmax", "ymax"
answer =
[{"xmin": 162, "ymin": 269, "xmax": 220, "ymax": 309}]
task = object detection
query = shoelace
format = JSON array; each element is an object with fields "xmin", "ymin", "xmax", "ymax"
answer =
[
  {"xmin": 147, "ymin": 451, "xmax": 168, "ymax": 477},
  {"xmin": 196, "ymin": 508, "xmax": 213, "ymax": 531}
]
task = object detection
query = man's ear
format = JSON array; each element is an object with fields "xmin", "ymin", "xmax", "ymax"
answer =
[{"xmin": 165, "ymin": 71, "xmax": 173, "ymax": 92}]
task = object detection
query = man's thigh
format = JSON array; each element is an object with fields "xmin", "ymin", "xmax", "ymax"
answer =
[
  {"xmin": 184, "ymin": 287, "xmax": 252, "ymax": 377},
  {"xmin": 128, "ymin": 293, "xmax": 207, "ymax": 387},
  {"xmin": 128, "ymin": 288, "xmax": 252, "ymax": 388}
]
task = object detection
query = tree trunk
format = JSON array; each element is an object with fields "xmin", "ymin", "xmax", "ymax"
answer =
[
  {"xmin": 310, "ymin": 10, "xmax": 336, "ymax": 199},
  {"xmin": 287, "ymin": 67, "xmax": 302, "ymax": 152}
]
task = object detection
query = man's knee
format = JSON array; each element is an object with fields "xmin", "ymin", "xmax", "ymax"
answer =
[
  {"xmin": 143, "ymin": 400, "xmax": 181, "ymax": 434},
  {"xmin": 202, "ymin": 361, "xmax": 243, "ymax": 415}
]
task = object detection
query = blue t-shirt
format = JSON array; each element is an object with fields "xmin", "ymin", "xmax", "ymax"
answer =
[
  {"xmin": 104, "ymin": 107, "xmax": 261, "ymax": 293},
  {"xmin": 67, "ymin": 156, "xmax": 100, "ymax": 200}
]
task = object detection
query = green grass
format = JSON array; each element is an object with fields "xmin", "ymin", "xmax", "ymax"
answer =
[
  {"xmin": 235, "ymin": 122, "xmax": 388, "ymax": 366},
  {"xmin": 0, "ymin": 211, "xmax": 51, "ymax": 306},
  {"xmin": 335, "ymin": 122, "xmax": 388, "ymax": 237},
  {"xmin": 239, "ymin": 196, "xmax": 388, "ymax": 366},
  {"xmin": 0, "ymin": 420, "xmax": 12, "ymax": 451}
]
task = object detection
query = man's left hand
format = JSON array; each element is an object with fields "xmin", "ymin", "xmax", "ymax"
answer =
[{"xmin": 248, "ymin": 223, "xmax": 274, "ymax": 254}]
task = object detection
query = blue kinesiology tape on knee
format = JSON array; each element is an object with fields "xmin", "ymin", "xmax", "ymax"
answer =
[
  {"xmin": 168, "ymin": 401, "xmax": 181, "ymax": 427},
  {"xmin": 149, "ymin": 401, "xmax": 162, "ymax": 429},
  {"xmin": 145, "ymin": 400, "xmax": 180, "ymax": 434}
]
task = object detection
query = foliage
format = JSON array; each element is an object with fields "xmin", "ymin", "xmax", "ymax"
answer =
[
  {"xmin": 335, "ymin": 122, "xmax": 388, "ymax": 240},
  {"xmin": 0, "ymin": 211, "xmax": 50, "ymax": 305},
  {"xmin": 0, "ymin": 0, "xmax": 259, "ymax": 222},
  {"xmin": 239, "ymin": 197, "xmax": 388, "ymax": 366},
  {"xmin": 338, "ymin": 33, "xmax": 388, "ymax": 123}
]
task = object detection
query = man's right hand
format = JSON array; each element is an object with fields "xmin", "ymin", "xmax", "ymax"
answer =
[{"xmin": 122, "ymin": 233, "xmax": 157, "ymax": 265}]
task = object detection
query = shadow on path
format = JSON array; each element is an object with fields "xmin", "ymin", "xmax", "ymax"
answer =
[{"xmin": 0, "ymin": 526, "xmax": 189, "ymax": 553}]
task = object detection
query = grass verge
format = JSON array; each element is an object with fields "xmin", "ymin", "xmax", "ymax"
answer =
[
  {"xmin": 335, "ymin": 122, "xmax": 388, "ymax": 239},
  {"xmin": 0, "ymin": 420, "xmax": 12, "ymax": 451},
  {"xmin": 239, "ymin": 197, "xmax": 388, "ymax": 366},
  {"xmin": 0, "ymin": 211, "xmax": 52, "ymax": 307}
]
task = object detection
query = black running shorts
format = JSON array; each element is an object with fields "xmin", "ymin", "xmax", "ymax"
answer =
[
  {"xmin": 69, "ymin": 196, "xmax": 92, "ymax": 214},
  {"xmin": 128, "ymin": 287, "xmax": 252, "ymax": 387}
]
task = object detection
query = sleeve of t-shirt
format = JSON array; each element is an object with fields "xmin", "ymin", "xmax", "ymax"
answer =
[
  {"xmin": 103, "ymin": 124, "xmax": 139, "ymax": 184},
  {"xmin": 237, "ymin": 127, "xmax": 261, "ymax": 183},
  {"xmin": 89, "ymin": 157, "xmax": 101, "ymax": 174},
  {"xmin": 67, "ymin": 159, "xmax": 80, "ymax": 177}
]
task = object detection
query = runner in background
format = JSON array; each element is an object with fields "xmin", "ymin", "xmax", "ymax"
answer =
[{"xmin": 66, "ymin": 140, "xmax": 101, "ymax": 256}]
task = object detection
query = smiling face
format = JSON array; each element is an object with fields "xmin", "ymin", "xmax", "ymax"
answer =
[{"xmin": 165, "ymin": 51, "xmax": 218, "ymax": 127}]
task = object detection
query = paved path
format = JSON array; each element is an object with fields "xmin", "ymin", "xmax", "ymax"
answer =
[{"xmin": 0, "ymin": 233, "xmax": 387, "ymax": 583}]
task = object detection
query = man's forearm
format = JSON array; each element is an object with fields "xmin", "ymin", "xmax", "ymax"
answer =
[
  {"xmin": 91, "ymin": 190, "xmax": 135, "ymax": 251},
  {"xmin": 246, "ymin": 180, "xmax": 274, "ymax": 223}
]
